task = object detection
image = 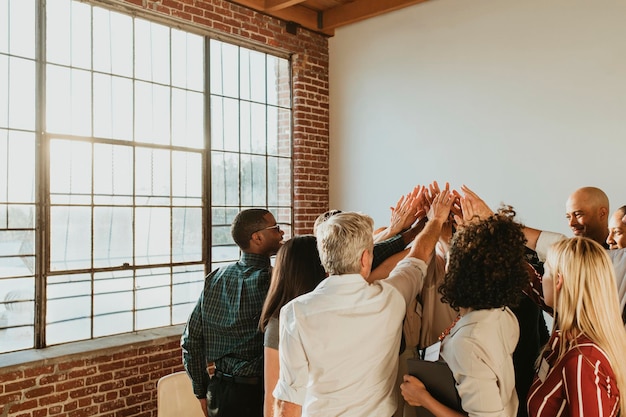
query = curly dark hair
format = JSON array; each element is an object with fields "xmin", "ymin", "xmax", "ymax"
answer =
[{"xmin": 439, "ymin": 207, "xmax": 528, "ymax": 310}]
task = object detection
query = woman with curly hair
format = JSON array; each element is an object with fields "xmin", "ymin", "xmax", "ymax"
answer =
[
  {"xmin": 527, "ymin": 237, "xmax": 626, "ymax": 417},
  {"xmin": 401, "ymin": 207, "xmax": 529, "ymax": 417}
]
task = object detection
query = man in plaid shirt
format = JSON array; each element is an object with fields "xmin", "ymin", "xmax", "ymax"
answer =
[{"xmin": 182, "ymin": 208, "xmax": 284, "ymax": 417}]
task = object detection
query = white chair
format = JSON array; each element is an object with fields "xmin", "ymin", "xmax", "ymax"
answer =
[{"xmin": 157, "ymin": 371, "xmax": 206, "ymax": 417}]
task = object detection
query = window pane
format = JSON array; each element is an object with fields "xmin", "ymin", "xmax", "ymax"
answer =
[
  {"xmin": 6, "ymin": 206, "xmax": 35, "ymax": 229},
  {"xmin": 46, "ymin": 0, "xmax": 91, "ymax": 67},
  {"xmin": 172, "ymin": 88, "xmax": 204, "ymax": 149},
  {"xmin": 241, "ymin": 154, "xmax": 266, "ymax": 206},
  {"xmin": 211, "ymin": 151, "xmax": 239, "ymax": 206},
  {"xmin": 211, "ymin": 207, "xmax": 239, "ymax": 226},
  {"xmin": 46, "ymin": 273, "xmax": 92, "ymax": 344},
  {"xmin": 46, "ymin": 65, "xmax": 92, "ymax": 136},
  {"xmin": 0, "ymin": 256, "xmax": 34, "ymax": 278},
  {"xmin": 135, "ymin": 147, "xmax": 170, "ymax": 202},
  {"xmin": 50, "ymin": 206, "xmax": 92, "ymax": 270},
  {"xmin": 50, "ymin": 139, "xmax": 92, "ymax": 199},
  {"xmin": 69, "ymin": 1, "xmax": 91, "ymax": 69},
  {"xmin": 135, "ymin": 268, "xmax": 170, "ymax": 329},
  {"xmin": 0, "ymin": 1, "xmax": 7, "ymax": 54},
  {"xmin": 93, "ymin": 206, "xmax": 133, "ymax": 268},
  {"xmin": 172, "ymin": 207, "xmax": 202, "ymax": 263},
  {"xmin": 93, "ymin": 143, "xmax": 133, "ymax": 202},
  {"xmin": 0, "ymin": 279, "xmax": 34, "ymax": 353},
  {"xmin": 172, "ymin": 151, "xmax": 202, "ymax": 201},
  {"xmin": 6, "ymin": 131, "xmax": 35, "ymax": 202},
  {"xmin": 8, "ymin": 0, "xmax": 35, "ymax": 59},
  {"xmin": 211, "ymin": 96, "xmax": 239, "ymax": 152},
  {"xmin": 171, "ymin": 29, "xmax": 204, "ymax": 91},
  {"xmin": 134, "ymin": 81, "xmax": 170, "ymax": 145},
  {"xmin": 135, "ymin": 207, "xmax": 170, "ymax": 265},
  {"xmin": 0, "ymin": 57, "xmax": 7, "ymax": 128},
  {"xmin": 93, "ymin": 7, "xmax": 133, "ymax": 77},
  {"xmin": 135, "ymin": 19, "xmax": 170, "ymax": 84},
  {"xmin": 240, "ymin": 102, "xmax": 267, "ymax": 154},
  {"xmin": 212, "ymin": 225, "xmax": 233, "ymax": 247},
  {"xmin": 93, "ymin": 74, "xmax": 133, "ymax": 140},
  {"xmin": 9, "ymin": 57, "xmax": 36, "ymax": 130},
  {"xmin": 94, "ymin": 270, "xmax": 133, "ymax": 337},
  {"xmin": 267, "ymin": 54, "xmax": 290, "ymax": 107},
  {"xmin": 241, "ymin": 49, "xmax": 266, "ymax": 103},
  {"xmin": 210, "ymin": 40, "xmax": 238, "ymax": 98},
  {"xmin": 46, "ymin": 0, "xmax": 71, "ymax": 65},
  {"xmin": 268, "ymin": 106, "xmax": 291, "ymax": 157}
]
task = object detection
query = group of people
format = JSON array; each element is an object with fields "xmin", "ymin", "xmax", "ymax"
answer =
[{"xmin": 181, "ymin": 183, "xmax": 626, "ymax": 417}]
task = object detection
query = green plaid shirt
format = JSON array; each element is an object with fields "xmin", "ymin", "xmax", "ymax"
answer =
[
  {"xmin": 181, "ymin": 252, "xmax": 271, "ymax": 398},
  {"xmin": 372, "ymin": 234, "xmax": 405, "ymax": 269}
]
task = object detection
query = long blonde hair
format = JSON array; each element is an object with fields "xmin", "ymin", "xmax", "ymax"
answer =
[{"xmin": 545, "ymin": 237, "xmax": 626, "ymax": 414}]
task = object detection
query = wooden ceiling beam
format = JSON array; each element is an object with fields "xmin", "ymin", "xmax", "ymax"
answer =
[
  {"xmin": 264, "ymin": 0, "xmax": 307, "ymax": 12},
  {"xmin": 321, "ymin": 0, "xmax": 428, "ymax": 30},
  {"xmin": 231, "ymin": 1, "xmax": 331, "ymax": 35}
]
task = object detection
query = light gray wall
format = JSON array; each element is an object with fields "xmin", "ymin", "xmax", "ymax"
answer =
[{"xmin": 328, "ymin": 0, "xmax": 626, "ymax": 236}]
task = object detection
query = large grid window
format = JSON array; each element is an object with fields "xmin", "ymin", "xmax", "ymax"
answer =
[
  {"xmin": 209, "ymin": 39, "xmax": 292, "ymax": 271},
  {"xmin": 0, "ymin": 0, "xmax": 292, "ymax": 354}
]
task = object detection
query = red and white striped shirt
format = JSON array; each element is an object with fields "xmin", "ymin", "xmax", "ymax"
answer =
[{"xmin": 527, "ymin": 332, "xmax": 620, "ymax": 417}]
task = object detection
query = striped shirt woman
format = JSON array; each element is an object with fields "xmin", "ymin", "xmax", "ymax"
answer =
[{"xmin": 527, "ymin": 332, "xmax": 619, "ymax": 417}]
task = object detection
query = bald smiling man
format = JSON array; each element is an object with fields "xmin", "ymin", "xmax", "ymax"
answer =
[{"xmin": 565, "ymin": 187, "xmax": 610, "ymax": 248}]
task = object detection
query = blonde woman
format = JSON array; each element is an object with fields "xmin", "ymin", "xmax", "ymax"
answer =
[{"xmin": 527, "ymin": 237, "xmax": 626, "ymax": 417}]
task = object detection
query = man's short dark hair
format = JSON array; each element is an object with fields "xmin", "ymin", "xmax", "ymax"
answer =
[{"xmin": 231, "ymin": 209, "xmax": 271, "ymax": 250}]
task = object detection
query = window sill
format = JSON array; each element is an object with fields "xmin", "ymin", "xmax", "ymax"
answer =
[{"xmin": 0, "ymin": 324, "xmax": 185, "ymax": 371}]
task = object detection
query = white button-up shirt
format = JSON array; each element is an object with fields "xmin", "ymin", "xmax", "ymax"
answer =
[{"xmin": 273, "ymin": 257, "xmax": 427, "ymax": 417}]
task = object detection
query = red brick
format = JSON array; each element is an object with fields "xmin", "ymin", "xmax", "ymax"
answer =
[
  {"xmin": 68, "ymin": 367, "xmax": 97, "ymax": 378},
  {"xmin": 85, "ymin": 372, "xmax": 112, "ymax": 385},
  {"xmin": 5, "ymin": 378, "xmax": 37, "ymax": 392},
  {"xmin": 69, "ymin": 385, "xmax": 98, "ymax": 399},
  {"xmin": 0, "ymin": 370, "xmax": 24, "ymax": 383},
  {"xmin": 39, "ymin": 392, "xmax": 69, "ymax": 406},
  {"xmin": 58, "ymin": 360, "xmax": 86, "ymax": 371},
  {"xmin": 34, "ymin": 409, "xmax": 48, "ymax": 417},
  {"xmin": 40, "ymin": 373, "xmax": 68, "ymax": 385},
  {"xmin": 25, "ymin": 365, "xmax": 55, "ymax": 378},
  {"xmin": 68, "ymin": 406, "xmax": 98, "ymax": 417},
  {"xmin": 25, "ymin": 385, "xmax": 55, "ymax": 398},
  {"xmin": 9, "ymin": 399, "xmax": 38, "ymax": 413}
]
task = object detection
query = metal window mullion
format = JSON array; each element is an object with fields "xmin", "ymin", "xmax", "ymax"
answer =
[
  {"xmin": 131, "ymin": 15, "xmax": 137, "ymax": 332},
  {"xmin": 168, "ymin": 27, "xmax": 173, "ymax": 325},
  {"xmin": 89, "ymin": 4, "xmax": 96, "ymax": 340},
  {"xmin": 35, "ymin": 0, "xmax": 48, "ymax": 349},
  {"xmin": 204, "ymin": 36, "xmax": 211, "ymax": 273}
]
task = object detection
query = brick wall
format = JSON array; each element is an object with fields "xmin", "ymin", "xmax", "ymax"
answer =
[
  {"xmin": 0, "ymin": 0, "xmax": 330, "ymax": 415},
  {"xmin": 0, "ymin": 333, "xmax": 182, "ymax": 417}
]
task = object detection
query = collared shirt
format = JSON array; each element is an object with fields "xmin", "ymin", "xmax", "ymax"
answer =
[
  {"xmin": 442, "ymin": 308, "xmax": 520, "ymax": 417},
  {"xmin": 527, "ymin": 333, "xmax": 619, "ymax": 417},
  {"xmin": 273, "ymin": 257, "xmax": 427, "ymax": 417},
  {"xmin": 181, "ymin": 252, "xmax": 271, "ymax": 398}
]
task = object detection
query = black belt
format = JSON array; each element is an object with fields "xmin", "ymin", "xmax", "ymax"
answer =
[{"xmin": 214, "ymin": 370, "xmax": 261, "ymax": 385}]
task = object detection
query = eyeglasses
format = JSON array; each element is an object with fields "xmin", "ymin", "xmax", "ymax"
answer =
[{"xmin": 257, "ymin": 224, "xmax": 281, "ymax": 233}]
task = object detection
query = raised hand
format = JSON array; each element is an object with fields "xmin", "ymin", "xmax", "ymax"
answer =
[
  {"xmin": 454, "ymin": 185, "xmax": 494, "ymax": 226},
  {"xmin": 427, "ymin": 188, "xmax": 454, "ymax": 224}
]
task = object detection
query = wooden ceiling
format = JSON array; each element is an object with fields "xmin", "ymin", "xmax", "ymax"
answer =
[{"xmin": 230, "ymin": 0, "xmax": 428, "ymax": 36}]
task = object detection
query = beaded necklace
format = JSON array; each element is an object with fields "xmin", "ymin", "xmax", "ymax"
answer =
[{"xmin": 438, "ymin": 314, "xmax": 461, "ymax": 342}]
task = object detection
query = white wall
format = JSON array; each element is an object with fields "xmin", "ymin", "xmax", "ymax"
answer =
[{"xmin": 328, "ymin": 0, "xmax": 626, "ymax": 235}]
